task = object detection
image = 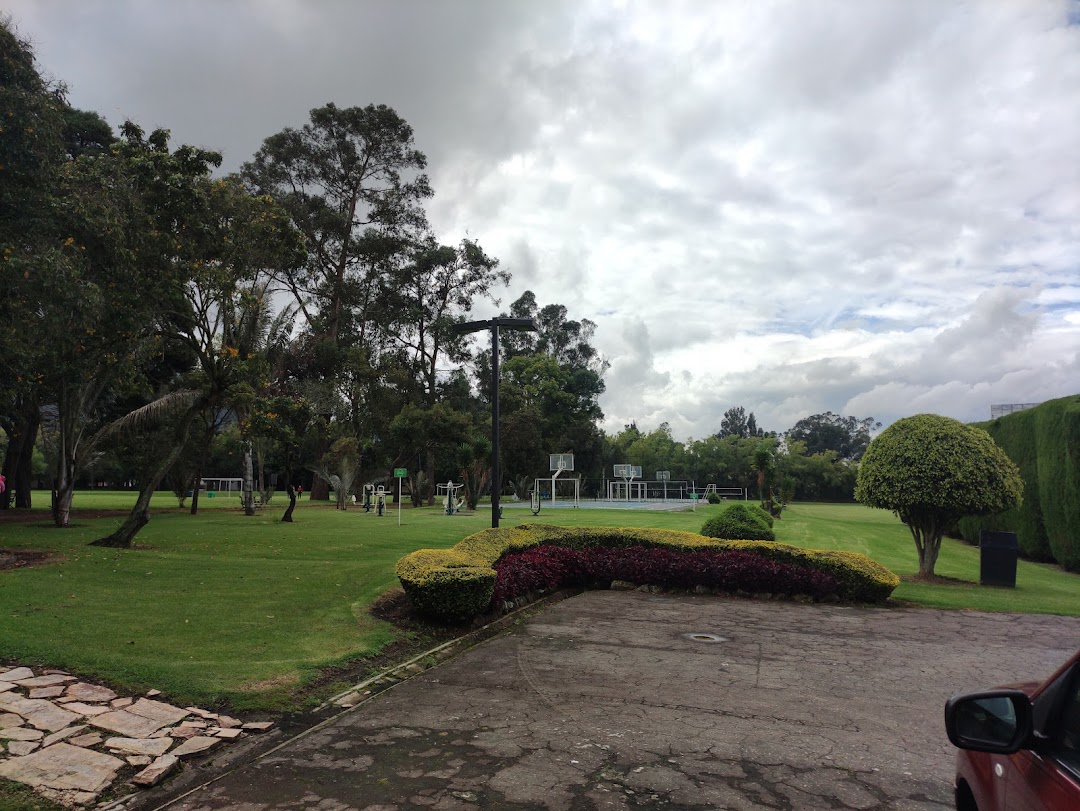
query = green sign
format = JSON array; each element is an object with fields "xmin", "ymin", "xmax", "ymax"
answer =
[
  {"xmin": 394, "ymin": 468, "xmax": 408, "ymax": 478},
  {"xmin": 691, "ymin": 493, "xmax": 699, "ymax": 500}
]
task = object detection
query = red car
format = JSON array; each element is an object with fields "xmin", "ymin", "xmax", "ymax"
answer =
[{"xmin": 945, "ymin": 649, "xmax": 1080, "ymax": 810}]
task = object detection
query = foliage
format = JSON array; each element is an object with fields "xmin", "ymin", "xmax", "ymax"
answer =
[
  {"xmin": 785, "ymin": 412, "xmax": 880, "ymax": 461},
  {"xmin": 706, "ymin": 492, "xmax": 721, "ymax": 504},
  {"xmin": 491, "ymin": 545, "xmax": 839, "ymax": 606},
  {"xmin": 957, "ymin": 396, "xmax": 1080, "ymax": 570},
  {"xmin": 396, "ymin": 523, "xmax": 899, "ymax": 621},
  {"xmin": 700, "ymin": 503, "xmax": 776, "ymax": 541},
  {"xmin": 388, "ymin": 403, "xmax": 474, "ymax": 506},
  {"xmin": 751, "ymin": 441, "xmax": 778, "ymax": 513},
  {"xmin": 482, "ymin": 292, "xmax": 608, "ymax": 488},
  {"xmin": 856, "ymin": 414, "xmax": 1023, "ymax": 576},
  {"xmin": 624, "ymin": 422, "xmax": 680, "ymax": 479},
  {"xmin": 718, "ymin": 406, "xmax": 766, "ymax": 439}
]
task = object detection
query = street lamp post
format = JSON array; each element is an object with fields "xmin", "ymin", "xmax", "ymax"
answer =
[{"xmin": 451, "ymin": 317, "xmax": 538, "ymax": 528}]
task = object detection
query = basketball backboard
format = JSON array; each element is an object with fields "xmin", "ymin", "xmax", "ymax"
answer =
[{"xmin": 549, "ymin": 453, "xmax": 574, "ymax": 471}]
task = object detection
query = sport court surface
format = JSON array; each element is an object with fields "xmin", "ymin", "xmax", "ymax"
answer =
[
  {"xmin": 504, "ymin": 499, "xmax": 706, "ymax": 511},
  {"xmin": 161, "ymin": 591, "xmax": 1080, "ymax": 810}
]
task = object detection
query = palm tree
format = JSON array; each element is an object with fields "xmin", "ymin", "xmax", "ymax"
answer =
[{"xmin": 91, "ymin": 281, "xmax": 291, "ymax": 547}]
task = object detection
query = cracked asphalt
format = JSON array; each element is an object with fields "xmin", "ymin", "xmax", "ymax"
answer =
[{"xmin": 161, "ymin": 591, "xmax": 1080, "ymax": 810}]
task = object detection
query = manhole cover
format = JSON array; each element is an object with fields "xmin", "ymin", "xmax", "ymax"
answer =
[{"xmin": 684, "ymin": 633, "xmax": 727, "ymax": 643}]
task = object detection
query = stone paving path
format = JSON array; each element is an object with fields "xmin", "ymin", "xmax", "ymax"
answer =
[
  {"xmin": 0, "ymin": 666, "xmax": 274, "ymax": 807},
  {"xmin": 164, "ymin": 592, "xmax": 1080, "ymax": 811}
]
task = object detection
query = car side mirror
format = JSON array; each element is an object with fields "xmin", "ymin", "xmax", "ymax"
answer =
[{"xmin": 945, "ymin": 689, "xmax": 1033, "ymax": 755}]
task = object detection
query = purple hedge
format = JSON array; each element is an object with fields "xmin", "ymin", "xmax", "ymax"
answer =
[{"xmin": 490, "ymin": 544, "xmax": 839, "ymax": 608}]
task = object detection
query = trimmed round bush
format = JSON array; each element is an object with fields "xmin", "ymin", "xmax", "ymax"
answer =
[
  {"xmin": 750, "ymin": 503, "xmax": 774, "ymax": 527},
  {"xmin": 701, "ymin": 503, "xmax": 775, "ymax": 541}
]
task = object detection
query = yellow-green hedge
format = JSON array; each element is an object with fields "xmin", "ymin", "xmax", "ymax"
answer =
[{"xmin": 396, "ymin": 524, "xmax": 899, "ymax": 621}]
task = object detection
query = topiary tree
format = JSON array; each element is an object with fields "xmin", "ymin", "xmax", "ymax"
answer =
[{"xmin": 855, "ymin": 414, "xmax": 1023, "ymax": 578}]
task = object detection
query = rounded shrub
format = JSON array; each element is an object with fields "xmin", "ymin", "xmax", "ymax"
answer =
[
  {"xmin": 701, "ymin": 503, "xmax": 775, "ymax": 541},
  {"xmin": 706, "ymin": 492, "xmax": 721, "ymax": 504},
  {"xmin": 750, "ymin": 503, "xmax": 774, "ymax": 527}
]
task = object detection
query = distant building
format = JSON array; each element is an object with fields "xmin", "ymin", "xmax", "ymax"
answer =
[{"xmin": 990, "ymin": 403, "xmax": 1041, "ymax": 419}]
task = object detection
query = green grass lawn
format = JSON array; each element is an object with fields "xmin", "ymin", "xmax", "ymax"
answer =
[
  {"xmin": 776, "ymin": 503, "xmax": 1080, "ymax": 614},
  {"xmin": 1, "ymin": 492, "xmax": 1077, "ymax": 715}
]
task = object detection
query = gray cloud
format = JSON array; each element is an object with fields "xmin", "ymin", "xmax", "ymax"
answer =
[{"xmin": 10, "ymin": 0, "xmax": 1080, "ymax": 439}]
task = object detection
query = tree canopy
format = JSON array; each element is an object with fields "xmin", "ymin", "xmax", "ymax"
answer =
[
  {"xmin": 785, "ymin": 412, "xmax": 880, "ymax": 460},
  {"xmin": 855, "ymin": 413, "xmax": 1023, "ymax": 576}
]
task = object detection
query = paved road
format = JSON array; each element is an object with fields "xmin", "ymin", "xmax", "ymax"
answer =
[{"xmin": 161, "ymin": 591, "xmax": 1080, "ymax": 810}]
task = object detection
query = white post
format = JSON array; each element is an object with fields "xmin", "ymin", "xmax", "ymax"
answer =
[{"xmin": 397, "ymin": 477, "xmax": 401, "ymax": 526}]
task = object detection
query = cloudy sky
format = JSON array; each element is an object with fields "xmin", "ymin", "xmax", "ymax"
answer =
[{"xmin": 9, "ymin": 0, "xmax": 1080, "ymax": 439}]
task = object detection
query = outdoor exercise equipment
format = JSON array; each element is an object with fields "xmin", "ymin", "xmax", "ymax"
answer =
[
  {"xmin": 362, "ymin": 484, "xmax": 375, "ymax": 512},
  {"xmin": 530, "ymin": 486, "xmax": 542, "ymax": 515},
  {"xmin": 437, "ymin": 480, "xmax": 465, "ymax": 515},
  {"xmin": 375, "ymin": 486, "xmax": 386, "ymax": 516}
]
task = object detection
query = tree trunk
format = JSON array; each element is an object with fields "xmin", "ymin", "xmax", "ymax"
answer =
[
  {"xmin": 242, "ymin": 444, "xmax": 256, "ymax": 516},
  {"xmin": 310, "ymin": 475, "xmax": 330, "ymax": 501},
  {"xmin": 91, "ymin": 410, "xmax": 197, "ymax": 548},
  {"xmin": 913, "ymin": 524, "xmax": 942, "ymax": 577},
  {"xmin": 52, "ymin": 432, "xmax": 76, "ymax": 528},
  {"xmin": 281, "ymin": 465, "xmax": 296, "ymax": 522},
  {"xmin": 190, "ymin": 467, "xmax": 201, "ymax": 515},
  {"xmin": 2, "ymin": 405, "xmax": 39, "ymax": 510},
  {"xmin": 425, "ymin": 448, "xmax": 436, "ymax": 507},
  {"xmin": 190, "ymin": 433, "xmax": 213, "ymax": 515}
]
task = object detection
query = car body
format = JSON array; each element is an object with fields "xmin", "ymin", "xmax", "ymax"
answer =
[{"xmin": 944, "ymin": 649, "xmax": 1080, "ymax": 810}]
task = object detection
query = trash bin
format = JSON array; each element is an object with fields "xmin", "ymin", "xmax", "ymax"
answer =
[{"xmin": 980, "ymin": 531, "xmax": 1019, "ymax": 587}]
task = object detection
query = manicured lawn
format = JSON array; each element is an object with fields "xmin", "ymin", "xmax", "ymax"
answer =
[
  {"xmin": 1, "ymin": 492, "xmax": 1078, "ymax": 717},
  {"xmin": 776, "ymin": 503, "xmax": 1080, "ymax": 615}
]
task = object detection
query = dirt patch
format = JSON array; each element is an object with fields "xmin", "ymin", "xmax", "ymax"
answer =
[
  {"xmin": 0, "ymin": 509, "xmax": 130, "ymax": 524},
  {"xmin": 0, "ymin": 549, "xmax": 59, "ymax": 571},
  {"xmin": 901, "ymin": 573, "xmax": 975, "ymax": 586},
  {"xmin": 369, "ymin": 587, "xmax": 475, "ymax": 635}
]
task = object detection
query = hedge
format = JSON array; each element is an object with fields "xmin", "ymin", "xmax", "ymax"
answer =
[
  {"xmin": 492, "ymin": 545, "xmax": 839, "ymax": 604},
  {"xmin": 700, "ymin": 502, "xmax": 775, "ymax": 541},
  {"xmin": 395, "ymin": 524, "xmax": 900, "ymax": 622},
  {"xmin": 957, "ymin": 395, "xmax": 1080, "ymax": 570}
]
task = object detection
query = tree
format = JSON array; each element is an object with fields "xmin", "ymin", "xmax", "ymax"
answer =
[
  {"xmin": 786, "ymin": 412, "xmax": 881, "ymax": 461},
  {"xmin": 627, "ymin": 423, "xmax": 680, "ymax": 478},
  {"xmin": 0, "ymin": 18, "xmax": 64, "ymax": 509},
  {"xmin": 385, "ymin": 237, "xmax": 507, "ymax": 500},
  {"xmin": 388, "ymin": 403, "xmax": 473, "ymax": 507},
  {"xmin": 497, "ymin": 353, "xmax": 604, "ymax": 487},
  {"xmin": 389, "ymin": 238, "xmax": 508, "ymax": 401},
  {"xmin": 245, "ymin": 393, "xmax": 313, "ymax": 522},
  {"xmin": 242, "ymin": 103, "xmax": 432, "ymax": 500},
  {"xmin": 718, "ymin": 407, "xmax": 748, "ymax": 439},
  {"xmin": 752, "ymin": 441, "xmax": 779, "ymax": 514},
  {"xmin": 746, "ymin": 412, "xmax": 762, "ymax": 438},
  {"xmin": 91, "ymin": 175, "xmax": 304, "ymax": 546},
  {"xmin": 477, "ymin": 293, "xmax": 607, "ymax": 491},
  {"xmin": 855, "ymin": 414, "xmax": 1023, "ymax": 577},
  {"xmin": 0, "ymin": 24, "xmax": 113, "ymax": 509}
]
